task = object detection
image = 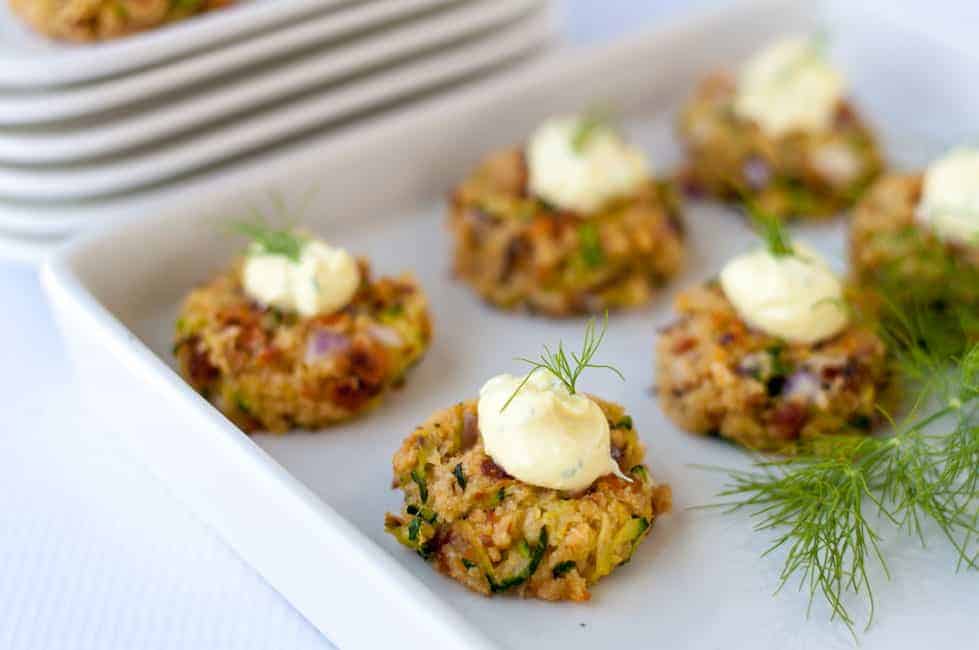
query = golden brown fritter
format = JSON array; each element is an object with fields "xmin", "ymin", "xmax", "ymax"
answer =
[
  {"xmin": 656, "ymin": 283, "xmax": 895, "ymax": 452},
  {"xmin": 385, "ymin": 398, "xmax": 671, "ymax": 601},
  {"xmin": 10, "ymin": 0, "xmax": 233, "ymax": 42},
  {"xmin": 677, "ymin": 73, "xmax": 883, "ymax": 220},
  {"xmin": 849, "ymin": 173, "xmax": 979, "ymax": 339},
  {"xmin": 174, "ymin": 259, "xmax": 431, "ymax": 432},
  {"xmin": 449, "ymin": 148, "xmax": 685, "ymax": 316}
]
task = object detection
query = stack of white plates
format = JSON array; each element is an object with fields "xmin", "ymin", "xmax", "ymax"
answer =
[{"xmin": 0, "ymin": 0, "xmax": 555, "ymax": 263}]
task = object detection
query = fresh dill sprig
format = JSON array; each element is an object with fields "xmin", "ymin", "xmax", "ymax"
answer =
[
  {"xmin": 867, "ymin": 224, "xmax": 979, "ymax": 356},
  {"xmin": 501, "ymin": 312, "xmax": 624, "ymax": 412},
  {"xmin": 704, "ymin": 300, "xmax": 979, "ymax": 635},
  {"xmin": 233, "ymin": 220, "xmax": 307, "ymax": 262},
  {"xmin": 571, "ymin": 106, "xmax": 615, "ymax": 153},
  {"xmin": 744, "ymin": 199, "xmax": 793, "ymax": 257},
  {"xmin": 709, "ymin": 441, "xmax": 888, "ymax": 632}
]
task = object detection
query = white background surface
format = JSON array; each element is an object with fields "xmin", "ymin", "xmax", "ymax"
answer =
[{"xmin": 3, "ymin": 2, "xmax": 979, "ymax": 649}]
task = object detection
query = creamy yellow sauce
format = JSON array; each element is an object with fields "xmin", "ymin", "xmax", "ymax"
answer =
[
  {"xmin": 918, "ymin": 147, "xmax": 979, "ymax": 246},
  {"xmin": 477, "ymin": 370, "xmax": 628, "ymax": 491},
  {"xmin": 242, "ymin": 239, "xmax": 360, "ymax": 317},
  {"xmin": 734, "ymin": 35, "xmax": 845, "ymax": 138},
  {"xmin": 526, "ymin": 115, "xmax": 650, "ymax": 215},
  {"xmin": 719, "ymin": 243, "xmax": 849, "ymax": 344}
]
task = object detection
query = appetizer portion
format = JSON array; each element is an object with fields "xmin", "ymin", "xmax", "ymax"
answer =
[
  {"xmin": 10, "ymin": 0, "xmax": 233, "ymax": 42},
  {"xmin": 850, "ymin": 147, "xmax": 979, "ymax": 340},
  {"xmin": 449, "ymin": 113, "xmax": 685, "ymax": 316},
  {"xmin": 657, "ymin": 217, "xmax": 893, "ymax": 451},
  {"xmin": 385, "ymin": 318, "xmax": 671, "ymax": 601},
  {"xmin": 678, "ymin": 35, "xmax": 883, "ymax": 219},
  {"xmin": 174, "ymin": 224, "xmax": 432, "ymax": 433}
]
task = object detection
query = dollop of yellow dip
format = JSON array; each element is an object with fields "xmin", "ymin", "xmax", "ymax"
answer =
[
  {"xmin": 719, "ymin": 243, "xmax": 849, "ymax": 344},
  {"xmin": 734, "ymin": 35, "xmax": 845, "ymax": 138},
  {"xmin": 477, "ymin": 370, "xmax": 628, "ymax": 491},
  {"xmin": 918, "ymin": 147, "xmax": 979, "ymax": 246},
  {"xmin": 242, "ymin": 238, "xmax": 360, "ymax": 317},
  {"xmin": 526, "ymin": 115, "xmax": 651, "ymax": 214}
]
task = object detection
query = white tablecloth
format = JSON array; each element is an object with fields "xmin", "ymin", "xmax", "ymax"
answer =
[{"xmin": 3, "ymin": 2, "xmax": 978, "ymax": 648}]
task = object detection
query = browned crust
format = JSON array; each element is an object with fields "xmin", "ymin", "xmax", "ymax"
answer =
[
  {"xmin": 385, "ymin": 398, "xmax": 670, "ymax": 601},
  {"xmin": 449, "ymin": 148, "xmax": 685, "ymax": 316},
  {"xmin": 173, "ymin": 259, "xmax": 432, "ymax": 432},
  {"xmin": 850, "ymin": 172, "xmax": 979, "ymax": 286},
  {"xmin": 9, "ymin": 0, "xmax": 234, "ymax": 42},
  {"xmin": 656, "ymin": 283, "xmax": 895, "ymax": 452},
  {"xmin": 677, "ymin": 72, "xmax": 884, "ymax": 220}
]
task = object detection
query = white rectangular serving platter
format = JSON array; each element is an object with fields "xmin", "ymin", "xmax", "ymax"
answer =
[
  {"xmin": 0, "ymin": 0, "xmax": 352, "ymax": 88},
  {"xmin": 41, "ymin": 1, "xmax": 979, "ymax": 648},
  {"xmin": 0, "ymin": 0, "xmax": 545, "ymax": 165},
  {"xmin": 0, "ymin": 0, "xmax": 466, "ymax": 125}
]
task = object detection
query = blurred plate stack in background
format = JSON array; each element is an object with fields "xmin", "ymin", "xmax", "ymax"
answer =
[{"xmin": 0, "ymin": 0, "xmax": 555, "ymax": 263}]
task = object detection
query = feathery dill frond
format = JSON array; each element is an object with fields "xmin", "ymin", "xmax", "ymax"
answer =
[
  {"xmin": 233, "ymin": 220, "xmax": 306, "ymax": 262},
  {"xmin": 713, "ymin": 229, "xmax": 979, "ymax": 633},
  {"xmin": 501, "ymin": 312, "xmax": 624, "ymax": 411},
  {"xmin": 743, "ymin": 199, "xmax": 793, "ymax": 257},
  {"xmin": 571, "ymin": 106, "xmax": 616, "ymax": 153},
  {"xmin": 706, "ymin": 295, "xmax": 979, "ymax": 634},
  {"xmin": 711, "ymin": 441, "xmax": 888, "ymax": 633}
]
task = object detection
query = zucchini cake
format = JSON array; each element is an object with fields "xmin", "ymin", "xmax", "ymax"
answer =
[
  {"xmin": 449, "ymin": 114, "xmax": 685, "ymax": 316},
  {"xmin": 657, "ymin": 231, "xmax": 893, "ymax": 452},
  {"xmin": 385, "ymin": 320, "xmax": 671, "ymax": 600},
  {"xmin": 677, "ymin": 35, "xmax": 883, "ymax": 219},
  {"xmin": 850, "ymin": 148, "xmax": 979, "ymax": 340},
  {"xmin": 174, "ymin": 225, "xmax": 432, "ymax": 433},
  {"xmin": 10, "ymin": 0, "xmax": 233, "ymax": 42}
]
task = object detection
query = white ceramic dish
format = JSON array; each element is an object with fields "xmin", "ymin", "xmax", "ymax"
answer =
[
  {"xmin": 0, "ymin": 47, "xmax": 552, "ymax": 247},
  {"xmin": 0, "ymin": 0, "xmax": 465, "ymax": 125},
  {"xmin": 0, "ymin": 0, "xmax": 542, "ymax": 162},
  {"xmin": 41, "ymin": 1, "xmax": 979, "ymax": 648},
  {"xmin": 0, "ymin": 7, "xmax": 551, "ymax": 201},
  {"xmin": 0, "ymin": 230, "xmax": 58, "ymax": 264},
  {"xmin": 0, "ymin": 0, "xmax": 352, "ymax": 88}
]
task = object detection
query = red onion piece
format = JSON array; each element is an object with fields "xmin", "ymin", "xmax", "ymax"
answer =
[
  {"xmin": 783, "ymin": 369, "xmax": 821, "ymax": 402},
  {"xmin": 743, "ymin": 156, "xmax": 772, "ymax": 190},
  {"xmin": 465, "ymin": 207, "xmax": 497, "ymax": 225},
  {"xmin": 681, "ymin": 174, "xmax": 705, "ymax": 198},
  {"xmin": 305, "ymin": 329, "xmax": 350, "ymax": 364}
]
